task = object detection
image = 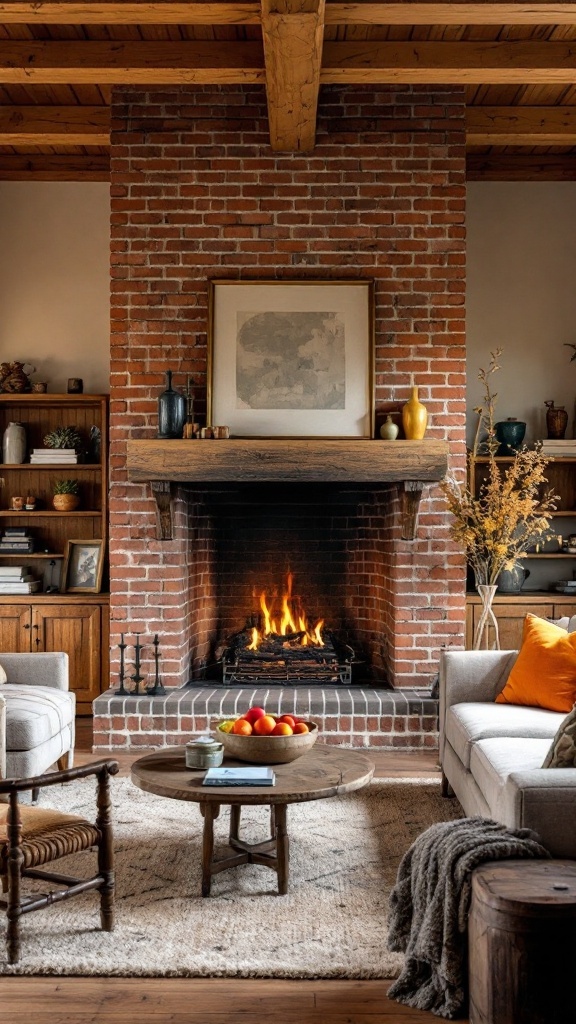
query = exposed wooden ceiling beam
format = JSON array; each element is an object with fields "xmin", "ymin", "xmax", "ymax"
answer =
[
  {"xmin": 467, "ymin": 153, "xmax": 576, "ymax": 180},
  {"xmin": 0, "ymin": 105, "xmax": 109, "ymax": 144},
  {"xmin": 0, "ymin": 2, "xmax": 260, "ymax": 22},
  {"xmin": 326, "ymin": 4, "xmax": 576, "ymax": 26},
  {"xmin": 3, "ymin": 103, "xmax": 576, "ymax": 149},
  {"xmin": 0, "ymin": 153, "xmax": 110, "ymax": 180},
  {"xmin": 3, "ymin": 40, "xmax": 576, "ymax": 86},
  {"xmin": 321, "ymin": 41, "xmax": 576, "ymax": 84},
  {"xmin": 0, "ymin": 2, "xmax": 575, "ymax": 27},
  {"xmin": 0, "ymin": 42, "xmax": 265, "ymax": 84},
  {"xmin": 261, "ymin": 0, "xmax": 325, "ymax": 152},
  {"xmin": 467, "ymin": 105, "xmax": 576, "ymax": 145}
]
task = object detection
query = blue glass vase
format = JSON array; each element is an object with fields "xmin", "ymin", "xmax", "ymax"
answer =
[{"xmin": 158, "ymin": 370, "xmax": 186, "ymax": 439}]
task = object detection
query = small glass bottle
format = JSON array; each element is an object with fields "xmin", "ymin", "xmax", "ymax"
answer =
[{"xmin": 157, "ymin": 370, "xmax": 187, "ymax": 439}]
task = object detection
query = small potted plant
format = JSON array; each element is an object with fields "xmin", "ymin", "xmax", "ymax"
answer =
[
  {"xmin": 52, "ymin": 479, "xmax": 80, "ymax": 511},
  {"xmin": 43, "ymin": 426, "xmax": 83, "ymax": 452}
]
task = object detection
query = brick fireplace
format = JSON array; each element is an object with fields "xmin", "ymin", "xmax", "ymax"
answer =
[{"xmin": 94, "ymin": 82, "xmax": 468, "ymax": 751}]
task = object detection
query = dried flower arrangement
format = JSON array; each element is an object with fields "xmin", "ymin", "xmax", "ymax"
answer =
[{"xmin": 441, "ymin": 349, "xmax": 558, "ymax": 593}]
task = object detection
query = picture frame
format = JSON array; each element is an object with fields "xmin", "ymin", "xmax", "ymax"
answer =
[
  {"xmin": 208, "ymin": 279, "xmax": 374, "ymax": 437},
  {"xmin": 61, "ymin": 539, "xmax": 105, "ymax": 594}
]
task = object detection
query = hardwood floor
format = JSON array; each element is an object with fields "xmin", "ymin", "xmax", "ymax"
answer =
[{"xmin": 1, "ymin": 722, "xmax": 466, "ymax": 1024}]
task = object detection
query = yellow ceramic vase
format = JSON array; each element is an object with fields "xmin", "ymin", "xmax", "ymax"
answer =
[{"xmin": 402, "ymin": 385, "xmax": 428, "ymax": 440}]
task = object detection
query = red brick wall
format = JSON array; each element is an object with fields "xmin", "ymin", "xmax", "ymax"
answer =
[{"xmin": 109, "ymin": 84, "xmax": 467, "ymax": 690}]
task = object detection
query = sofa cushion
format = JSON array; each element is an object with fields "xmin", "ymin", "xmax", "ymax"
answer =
[
  {"xmin": 542, "ymin": 704, "xmax": 576, "ymax": 768},
  {"xmin": 446, "ymin": 702, "xmax": 563, "ymax": 770},
  {"xmin": 0, "ymin": 662, "xmax": 6, "ymax": 685},
  {"xmin": 470, "ymin": 737, "xmax": 551, "ymax": 812},
  {"xmin": 496, "ymin": 614, "xmax": 576, "ymax": 712},
  {"xmin": 4, "ymin": 686, "xmax": 74, "ymax": 751}
]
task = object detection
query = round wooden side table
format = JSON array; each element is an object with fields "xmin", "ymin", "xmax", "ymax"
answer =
[{"xmin": 468, "ymin": 859, "xmax": 576, "ymax": 1024}]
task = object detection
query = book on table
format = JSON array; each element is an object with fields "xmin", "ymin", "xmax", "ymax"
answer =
[{"xmin": 202, "ymin": 766, "xmax": 276, "ymax": 787}]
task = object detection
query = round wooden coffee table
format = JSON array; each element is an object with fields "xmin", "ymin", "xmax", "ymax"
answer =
[{"xmin": 131, "ymin": 744, "xmax": 374, "ymax": 896}]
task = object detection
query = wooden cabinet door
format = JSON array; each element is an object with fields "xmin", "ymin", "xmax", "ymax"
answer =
[
  {"xmin": 32, "ymin": 604, "xmax": 101, "ymax": 712},
  {"xmin": 0, "ymin": 605, "xmax": 32, "ymax": 652},
  {"xmin": 471, "ymin": 602, "xmax": 551, "ymax": 651}
]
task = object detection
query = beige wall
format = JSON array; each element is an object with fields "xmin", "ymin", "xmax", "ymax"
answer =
[
  {"xmin": 0, "ymin": 182, "xmax": 110, "ymax": 395},
  {"xmin": 467, "ymin": 182, "xmax": 576, "ymax": 447}
]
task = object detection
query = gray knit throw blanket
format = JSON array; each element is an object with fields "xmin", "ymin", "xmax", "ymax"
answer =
[{"xmin": 387, "ymin": 817, "xmax": 550, "ymax": 1019}]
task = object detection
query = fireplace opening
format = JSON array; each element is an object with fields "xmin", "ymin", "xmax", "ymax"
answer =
[
  {"xmin": 186, "ymin": 483, "xmax": 394, "ymax": 687},
  {"xmin": 220, "ymin": 572, "xmax": 356, "ymax": 685}
]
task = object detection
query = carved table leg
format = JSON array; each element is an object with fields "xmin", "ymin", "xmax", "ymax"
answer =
[
  {"xmin": 201, "ymin": 803, "xmax": 220, "ymax": 897},
  {"xmin": 97, "ymin": 767, "xmax": 115, "ymax": 931},
  {"xmin": 6, "ymin": 794, "xmax": 23, "ymax": 964},
  {"xmin": 274, "ymin": 803, "xmax": 289, "ymax": 896}
]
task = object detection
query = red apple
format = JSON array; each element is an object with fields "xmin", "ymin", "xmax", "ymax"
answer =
[{"xmin": 244, "ymin": 706, "xmax": 267, "ymax": 725}]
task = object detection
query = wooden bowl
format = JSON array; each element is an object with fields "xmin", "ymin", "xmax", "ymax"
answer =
[{"xmin": 217, "ymin": 722, "xmax": 319, "ymax": 764}]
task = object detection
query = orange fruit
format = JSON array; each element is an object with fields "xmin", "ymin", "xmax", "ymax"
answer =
[
  {"xmin": 271, "ymin": 722, "xmax": 293, "ymax": 736},
  {"xmin": 232, "ymin": 718, "xmax": 253, "ymax": 735},
  {"xmin": 253, "ymin": 714, "xmax": 277, "ymax": 736},
  {"xmin": 293, "ymin": 722, "xmax": 309, "ymax": 734},
  {"xmin": 279, "ymin": 715, "xmax": 296, "ymax": 729}
]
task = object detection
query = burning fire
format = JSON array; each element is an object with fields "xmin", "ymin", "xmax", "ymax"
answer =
[{"xmin": 247, "ymin": 573, "xmax": 324, "ymax": 650}]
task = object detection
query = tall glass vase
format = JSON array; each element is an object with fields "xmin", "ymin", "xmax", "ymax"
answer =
[{"xmin": 473, "ymin": 584, "xmax": 500, "ymax": 651}]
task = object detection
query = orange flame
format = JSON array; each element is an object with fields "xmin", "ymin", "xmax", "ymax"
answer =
[{"xmin": 248, "ymin": 573, "xmax": 324, "ymax": 650}]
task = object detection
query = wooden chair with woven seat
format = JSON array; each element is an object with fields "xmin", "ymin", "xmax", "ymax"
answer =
[{"xmin": 0, "ymin": 693, "xmax": 119, "ymax": 964}]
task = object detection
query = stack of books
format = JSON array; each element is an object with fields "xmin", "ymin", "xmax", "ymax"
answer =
[
  {"xmin": 0, "ymin": 527, "xmax": 36, "ymax": 554},
  {"xmin": 541, "ymin": 439, "xmax": 576, "ymax": 458},
  {"xmin": 29, "ymin": 448, "xmax": 78, "ymax": 465},
  {"xmin": 202, "ymin": 766, "xmax": 276, "ymax": 787},
  {"xmin": 0, "ymin": 565, "xmax": 40, "ymax": 594}
]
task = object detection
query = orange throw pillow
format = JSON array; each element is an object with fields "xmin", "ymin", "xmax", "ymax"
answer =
[{"xmin": 496, "ymin": 613, "xmax": 576, "ymax": 712}]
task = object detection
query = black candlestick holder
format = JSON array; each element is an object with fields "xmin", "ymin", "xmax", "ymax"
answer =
[
  {"xmin": 130, "ymin": 633, "xmax": 145, "ymax": 695},
  {"xmin": 116, "ymin": 633, "xmax": 130, "ymax": 695},
  {"xmin": 146, "ymin": 634, "xmax": 167, "ymax": 695}
]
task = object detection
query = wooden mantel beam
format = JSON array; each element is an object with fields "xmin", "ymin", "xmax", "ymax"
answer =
[
  {"xmin": 3, "ymin": 41, "xmax": 576, "ymax": 86},
  {"xmin": 127, "ymin": 438, "xmax": 448, "ymax": 540},
  {"xmin": 0, "ymin": 2, "xmax": 575, "ymax": 26},
  {"xmin": 467, "ymin": 106, "xmax": 576, "ymax": 145},
  {"xmin": 261, "ymin": 0, "xmax": 325, "ymax": 152}
]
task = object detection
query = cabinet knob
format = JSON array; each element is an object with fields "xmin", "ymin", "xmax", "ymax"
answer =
[{"xmin": 23, "ymin": 623, "xmax": 31, "ymax": 630}]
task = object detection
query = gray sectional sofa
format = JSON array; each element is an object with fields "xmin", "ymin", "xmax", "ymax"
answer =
[{"xmin": 440, "ymin": 649, "xmax": 576, "ymax": 857}]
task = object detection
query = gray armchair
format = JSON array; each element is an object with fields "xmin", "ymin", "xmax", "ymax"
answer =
[{"xmin": 0, "ymin": 653, "xmax": 75, "ymax": 780}]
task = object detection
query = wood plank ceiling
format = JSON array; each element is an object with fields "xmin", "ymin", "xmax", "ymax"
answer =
[{"xmin": 0, "ymin": 2, "xmax": 575, "ymax": 180}]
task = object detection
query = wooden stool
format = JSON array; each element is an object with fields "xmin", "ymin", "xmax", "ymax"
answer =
[{"xmin": 468, "ymin": 859, "xmax": 576, "ymax": 1024}]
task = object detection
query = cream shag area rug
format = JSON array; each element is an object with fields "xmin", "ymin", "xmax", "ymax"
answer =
[{"xmin": 1, "ymin": 776, "xmax": 461, "ymax": 977}]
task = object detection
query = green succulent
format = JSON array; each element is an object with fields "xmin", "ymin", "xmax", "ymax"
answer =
[
  {"xmin": 43, "ymin": 425, "xmax": 83, "ymax": 450},
  {"xmin": 53, "ymin": 479, "xmax": 80, "ymax": 496}
]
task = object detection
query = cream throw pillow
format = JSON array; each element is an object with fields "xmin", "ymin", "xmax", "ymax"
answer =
[
  {"xmin": 542, "ymin": 704, "xmax": 576, "ymax": 768},
  {"xmin": 0, "ymin": 663, "xmax": 6, "ymax": 685}
]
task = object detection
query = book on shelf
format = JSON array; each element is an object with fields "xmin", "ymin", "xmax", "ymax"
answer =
[
  {"xmin": 202, "ymin": 766, "xmax": 276, "ymax": 787},
  {"xmin": 0, "ymin": 581, "xmax": 41, "ymax": 593},
  {"xmin": 4, "ymin": 527, "xmax": 29, "ymax": 536},
  {"xmin": 0, "ymin": 574, "xmax": 34, "ymax": 583},
  {"xmin": 0, "ymin": 565, "xmax": 32, "ymax": 576}
]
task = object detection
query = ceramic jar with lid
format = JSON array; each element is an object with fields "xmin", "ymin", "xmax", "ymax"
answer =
[{"xmin": 185, "ymin": 735, "xmax": 224, "ymax": 770}]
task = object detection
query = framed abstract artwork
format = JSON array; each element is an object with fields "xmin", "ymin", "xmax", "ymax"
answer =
[{"xmin": 208, "ymin": 280, "xmax": 374, "ymax": 437}]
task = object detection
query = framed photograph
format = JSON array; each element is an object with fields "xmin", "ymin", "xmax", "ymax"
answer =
[
  {"xmin": 61, "ymin": 539, "xmax": 105, "ymax": 594},
  {"xmin": 208, "ymin": 279, "xmax": 374, "ymax": 437}
]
